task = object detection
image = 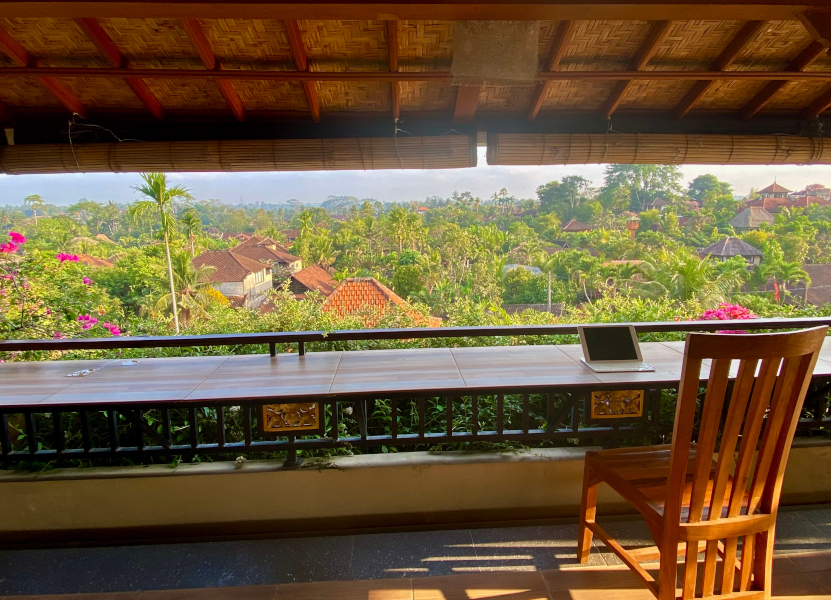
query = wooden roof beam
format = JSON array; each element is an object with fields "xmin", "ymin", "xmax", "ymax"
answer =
[
  {"xmin": 741, "ymin": 41, "xmax": 826, "ymax": 119},
  {"xmin": 528, "ymin": 20, "xmax": 575, "ymax": 122},
  {"xmin": 601, "ymin": 20, "xmax": 672, "ymax": 119},
  {"xmin": 180, "ymin": 18, "xmax": 246, "ymax": 122},
  {"xmin": 798, "ymin": 10, "xmax": 831, "ymax": 48},
  {"xmin": 387, "ymin": 19, "xmax": 399, "ymax": 121},
  {"xmin": 453, "ymin": 85, "xmax": 480, "ymax": 124},
  {"xmin": 0, "ymin": 25, "xmax": 88, "ymax": 118},
  {"xmin": 673, "ymin": 20, "xmax": 767, "ymax": 119},
  {"xmin": 802, "ymin": 85, "xmax": 831, "ymax": 119},
  {"xmin": 75, "ymin": 18, "xmax": 165, "ymax": 120},
  {"xmin": 284, "ymin": 19, "xmax": 320, "ymax": 123}
]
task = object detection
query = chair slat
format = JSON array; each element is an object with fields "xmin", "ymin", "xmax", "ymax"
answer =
[{"xmin": 682, "ymin": 542, "xmax": 699, "ymax": 599}]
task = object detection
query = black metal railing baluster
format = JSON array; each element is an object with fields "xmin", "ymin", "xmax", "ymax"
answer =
[
  {"xmin": 497, "ymin": 394, "xmax": 504, "ymax": 436},
  {"xmin": 446, "ymin": 396, "xmax": 453, "ymax": 438},
  {"xmin": 390, "ymin": 399, "xmax": 397, "ymax": 440},
  {"xmin": 52, "ymin": 411, "xmax": 64, "ymax": 454},
  {"xmin": 522, "ymin": 394, "xmax": 530, "ymax": 433},
  {"xmin": 244, "ymin": 406, "xmax": 253, "ymax": 448},
  {"xmin": 216, "ymin": 405, "xmax": 226, "ymax": 448},
  {"xmin": 330, "ymin": 401, "xmax": 339, "ymax": 442},
  {"xmin": 547, "ymin": 392, "xmax": 555, "ymax": 434},
  {"xmin": 572, "ymin": 395, "xmax": 581, "ymax": 432},
  {"xmin": 0, "ymin": 414, "xmax": 11, "ymax": 455},
  {"xmin": 471, "ymin": 395, "xmax": 479, "ymax": 436},
  {"xmin": 137, "ymin": 409, "xmax": 146, "ymax": 451},
  {"xmin": 80, "ymin": 410, "xmax": 91, "ymax": 453},
  {"xmin": 162, "ymin": 408, "xmax": 172, "ymax": 448},
  {"xmin": 189, "ymin": 407, "xmax": 199, "ymax": 450},
  {"xmin": 24, "ymin": 412, "xmax": 37, "ymax": 455},
  {"xmin": 107, "ymin": 410, "xmax": 118, "ymax": 452},
  {"xmin": 418, "ymin": 398, "xmax": 425, "ymax": 440}
]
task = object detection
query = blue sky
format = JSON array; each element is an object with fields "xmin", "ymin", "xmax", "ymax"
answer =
[{"xmin": 1, "ymin": 147, "xmax": 829, "ymax": 206}]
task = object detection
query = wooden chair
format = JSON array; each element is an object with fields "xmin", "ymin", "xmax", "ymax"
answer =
[{"xmin": 577, "ymin": 326, "xmax": 828, "ymax": 600}]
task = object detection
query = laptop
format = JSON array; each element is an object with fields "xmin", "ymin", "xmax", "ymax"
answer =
[{"xmin": 577, "ymin": 324, "xmax": 655, "ymax": 373}]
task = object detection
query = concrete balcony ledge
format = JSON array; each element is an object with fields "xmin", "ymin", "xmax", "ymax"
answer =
[{"xmin": 0, "ymin": 441, "xmax": 828, "ymax": 546}]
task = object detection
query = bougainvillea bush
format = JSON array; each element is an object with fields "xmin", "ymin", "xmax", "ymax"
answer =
[
  {"xmin": 0, "ymin": 232, "xmax": 124, "ymax": 342},
  {"xmin": 698, "ymin": 303, "xmax": 757, "ymax": 334}
]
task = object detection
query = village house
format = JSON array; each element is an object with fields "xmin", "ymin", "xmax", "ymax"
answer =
[
  {"xmin": 231, "ymin": 236, "xmax": 302, "ymax": 275},
  {"xmin": 192, "ymin": 250, "xmax": 273, "ymax": 309},
  {"xmin": 729, "ymin": 206, "xmax": 775, "ymax": 231},
  {"xmin": 561, "ymin": 219, "xmax": 592, "ymax": 233},
  {"xmin": 281, "ymin": 229, "xmax": 299, "ymax": 244},
  {"xmin": 322, "ymin": 277, "xmax": 441, "ymax": 327},
  {"xmin": 745, "ymin": 182, "xmax": 831, "ymax": 212},
  {"xmin": 699, "ymin": 237, "xmax": 763, "ymax": 266},
  {"xmin": 289, "ymin": 264, "xmax": 338, "ymax": 298}
]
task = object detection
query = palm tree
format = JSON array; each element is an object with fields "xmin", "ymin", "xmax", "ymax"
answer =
[
  {"xmin": 149, "ymin": 252, "xmax": 217, "ymax": 327},
  {"xmin": 179, "ymin": 210, "xmax": 203, "ymax": 257},
  {"xmin": 636, "ymin": 248, "xmax": 743, "ymax": 307},
  {"xmin": 132, "ymin": 173, "xmax": 193, "ymax": 334}
]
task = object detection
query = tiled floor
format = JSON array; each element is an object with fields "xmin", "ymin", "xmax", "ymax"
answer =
[{"xmin": 0, "ymin": 506, "xmax": 828, "ymax": 599}]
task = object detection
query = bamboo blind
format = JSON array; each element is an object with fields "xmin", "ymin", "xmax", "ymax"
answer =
[
  {"xmin": 486, "ymin": 133, "xmax": 830, "ymax": 165},
  {"xmin": 0, "ymin": 135, "xmax": 477, "ymax": 174}
]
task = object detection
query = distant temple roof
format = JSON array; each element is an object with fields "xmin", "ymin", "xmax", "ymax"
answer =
[
  {"xmin": 758, "ymin": 182, "xmax": 791, "ymax": 195},
  {"xmin": 729, "ymin": 206, "xmax": 775, "ymax": 229},
  {"xmin": 700, "ymin": 237, "xmax": 763, "ymax": 258}
]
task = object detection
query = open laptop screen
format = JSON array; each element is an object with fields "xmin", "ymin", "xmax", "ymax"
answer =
[{"xmin": 582, "ymin": 326, "xmax": 639, "ymax": 361}]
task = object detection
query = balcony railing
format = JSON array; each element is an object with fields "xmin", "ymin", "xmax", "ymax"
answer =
[{"xmin": 0, "ymin": 317, "xmax": 829, "ymax": 468}]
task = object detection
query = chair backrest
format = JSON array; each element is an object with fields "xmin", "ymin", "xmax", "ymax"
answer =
[{"xmin": 666, "ymin": 326, "xmax": 827, "ymax": 527}]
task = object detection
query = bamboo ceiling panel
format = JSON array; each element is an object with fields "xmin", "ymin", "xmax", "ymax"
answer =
[
  {"xmin": 144, "ymin": 78, "xmax": 229, "ymax": 110},
  {"xmin": 231, "ymin": 80, "xmax": 309, "ymax": 111},
  {"xmin": 558, "ymin": 21, "xmax": 654, "ymax": 71},
  {"xmin": 98, "ymin": 19, "xmax": 197, "ymax": 64},
  {"xmin": 728, "ymin": 21, "xmax": 814, "ymax": 71},
  {"xmin": 397, "ymin": 21, "xmax": 453, "ymax": 69},
  {"xmin": 540, "ymin": 80, "xmax": 618, "ymax": 111},
  {"xmin": 764, "ymin": 80, "xmax": 831, "ymax": 111},
  {"xmin": 399, "ymin": 81, "xmax": 453, "ymax": 111},
  {"xmin": 60, "ymin": 77, "xmax": 146, "ymax": 109},
  {"xmin": 647, "ymin": 21, "xmax": 741, "ymax": 70},
  {"xmin": 478, "ymin": 85, "xmax": 535, "ymax": 111},
  {"xmin": 315, "ymin": 81, "xmax": 389, "ymax": 111},
  {"xmin": 301, "ymin": 20, "xmax": 387, "ymax": 72},
  {"xmin": 695, "ymin": 80, "xmax": 768, "ymax": 110},
  {"xmin": 0, "ymin": 76, "xmax": 62, "ymax": 106},
  {"xmin": 1, "ymin": 18, "xmax": 105, "ymax": 66},
  {"xmin": 200, "ymin": 19, "xmax": 294, "ymax": 63},
  {"xmin": 618, "ymin": 80, "xmax": 691, "ymax": 109}
]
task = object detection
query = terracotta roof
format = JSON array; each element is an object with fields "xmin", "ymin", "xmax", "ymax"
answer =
[
  {"xmin": 562, "ymin": 219, "xmax": 592, "ymax": 232},
  {"xmin": 282, "ymin": 229, "xmax": 299, "ymax": 239},
  {"xmin": 291, "ymin": 265, "xmax": 338, "ymax": 296},
  {"xmin": 745, "ymin": 196, "xmax": 830, "ymax": 211},
  {"xmin": 226, "ymin": 295, "xmax": 247, "ymax": 308},
  {"xmin": 700, "ymin": 237, "xmax": 762, "ymax": 258},
  {"xmin": 805, "ymin": 264, "xmax": 832, "ymax": 307},
  {"xmin": 76, "ymin": 254, "xmax": 114, "ymax": 268},
  {"xmin": 192, "ymin": 250, "xmax": 270, "ymax": 282},
  {"xmin": 730, "ymin": 207, "xmax": 774, "ymax": 229},
  {"xmin": 758, "ymin": 182, "xmax": 791, "ymax": 194},
  {"xmin": 323, "ymin": 277, "xmax": 440, "ymax": 327},
  {"xmin": 650, "ymin": 198, "xmax": 669, "ymax": 207}
]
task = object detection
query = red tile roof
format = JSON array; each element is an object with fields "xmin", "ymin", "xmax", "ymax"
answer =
[
  {"xmin": 744, "ymin": 196, "xmax": 830, "ymax": 211},
  {"xmin": 76, "ymin": 254, "xmax": 114, "ymax": 268},
  {"xmin": 699, "ymin": 237, "xmax": 762, "ymax": 258},
  {"xmin": 291, "ymin": 265, "xmax": 338, "ymax": 296},
  {"xmin": 220, "ymin": 232, "xmax": 251, "ymax": 242},
  {"xmin": 323, "ymin": 277, "xmax": 440, "ymax": 327},
  {"xmin": 192, "ymin": 250, "xmax": 271, "ymax": 283},
  {"xmin": 758, "ymin": 182, "xmax": 791, "ymax": 194},
  {"xmin": 232, "ymin": 237, "xmax": 301, "ymax": 265},
  {"xmin": 562, "ymin": 219, "xmax": 592, "ymax": 232}
]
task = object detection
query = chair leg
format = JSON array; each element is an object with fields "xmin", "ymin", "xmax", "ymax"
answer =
[
  {"xmin": 657, "ymin": 540, "xmax": 680, "ymax": 600},
  {"xmin": 577, "ymin": 460, "xmax": 598, "ymax": 563},
  {"xmin": 753, "ymin": 527, "xmax": 776, "ymax": 599}
]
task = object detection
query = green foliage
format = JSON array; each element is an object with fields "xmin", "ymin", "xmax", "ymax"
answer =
[{"xmin": 392, "ymin": 264, "xmax": 423, "ymax": 299}]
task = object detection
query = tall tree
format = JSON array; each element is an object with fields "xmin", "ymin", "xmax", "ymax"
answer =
[
  {"xmin": 23, "ymin": 194, "xmax": 45, "ymax": 228},
  {"xmin": 149, "ymin": 251, "xmax": 217, "ymax": 327},
  {"xmin": 601, "ymin": 165, "xmax": 683, "ymax": 212},
  {"xmin": 132, "ymin": 173, "xmax": 193, "ymax": 334},
  {"xmin": 179, "ymin": 210, "xmax": 203, "ymax": 257},
  {"xmin": 688, "ymin": 174, "xmax": 732, "ymax": 204}
]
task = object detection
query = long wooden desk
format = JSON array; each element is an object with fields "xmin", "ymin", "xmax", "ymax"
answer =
[{"xmin": 1, "ymin": 340, "xmax": 829, "ymax": 409}]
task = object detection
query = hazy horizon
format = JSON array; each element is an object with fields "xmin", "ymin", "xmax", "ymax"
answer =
[{"xmin": 1, "ymin": 147, "xmax": 829, "ymax": 207}]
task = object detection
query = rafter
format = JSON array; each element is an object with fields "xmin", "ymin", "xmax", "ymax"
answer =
[
  {"xmin": 601, "ymin": 20, "xmax": 672, "ymax": 119},
  {"xmin": 798, "ymin": 10, "xmax": 831, "ymax": 47},
  {"xmin": 0, "ymin": 25, "xmax": 87, "ymax": 118},
  {"xmin": 75, "ymin": 18, "xmax": 165, "ymax": 120},
  {"xmin": 453, "ymin": 85, "xmax": 480, "ymax": 123},
  {"xmin": 284, "ymin": 19, "xmax": 320, "ymax": 123},
  {"xmin": 180, "ymin": 18, "xmax": 246, "ymax": 122},
  {"xmin": 802, "ymin": 85, "xmax": 831, "ymax": 119},
  {"xmin": 528, "ymin": 20, "xmax": 575, "ymax": 122},
  {"xmin": 741, "ymin": 41, "xmax": 826, "ymax": 119},
  {"xmin": 387, "ymin": 19, "xmax": 400, "ymax": 120},
  {"xmin": 673, "ymin": 20, "xmax": 767, "ymax": 119}
]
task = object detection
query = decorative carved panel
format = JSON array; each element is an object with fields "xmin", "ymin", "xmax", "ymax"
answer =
[
  {"xmin": 261, "ymin": 402, "xmax": 322, "ymax": 435},
  {"xmin": 589, "ymin": 390, "xmax": 644, "ymax": 419}
]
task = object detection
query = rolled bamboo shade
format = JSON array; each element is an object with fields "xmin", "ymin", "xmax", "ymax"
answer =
[
  {"xmin": 486, "ymin": 133, "xmax": 830, "ymax": 165},
  {"xmin": 0, "ymin": 136, "xmax": 477, "ymax": 175}
]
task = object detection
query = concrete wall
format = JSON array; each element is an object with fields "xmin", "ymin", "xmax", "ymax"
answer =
[
  {"xmin": 0, "ymin": 441, "xmax": 827, "ymax": 543},
  {"xmin": 213, "ymin": 281, "xmax": 244, "ymax": 297}
]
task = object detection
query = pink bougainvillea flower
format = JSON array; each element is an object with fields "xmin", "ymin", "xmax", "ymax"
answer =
[
  {"xmin": 83, "ymin": 277, "xmax": 93, "ymax": 286},
  {"xmin": 53, "ymin": 331, "xmax": 66, "ymax": 339},
  {"xmin": 0, "ymin": 242, "xmax": 19, "ymax": 253},
  {"xmin": 77, "ymin": 314, "xmax": 99, "ymax": 330},
  {"xmin": 8, "ymin": 232, "xmax": 26, "ymax": 244},
  {"xmin": 56, "ymin": 253, "xmax": 80, "ymax": 263},
  {"xmin": 102, "ymin": 322, "xmax": 121, "ymax": 336},
  {"xmin": 45, "ymin": 308, "xmax": 52, "ymax": 315},
  {"xmin": 698, "ymin": 303, "xmax": 757, "ymax": 334}
]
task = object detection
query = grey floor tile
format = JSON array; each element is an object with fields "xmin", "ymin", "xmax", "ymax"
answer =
[
  {"xmin": 350, "ymin": 529, "xmax": 476, "ymax": 579},
  {"xmin": 0, "ymin": 546, "xmax": 110, "ymax": 595},
  {"xmin": 85, "ymin": 542, "xmax": 234, "ymax": 592},
  {"xmin": 470, "ymin": 524, "xmax": 605, "ymax": 571},
  {"xmin": 798, "ymin": 506, "xmax": 831, "ymax": 527},
  {"xmin": 774, "ymin": 511, "xmax": 828, "ymax": 555},
  {"xmin": 588, "ymin": 518, "xmax": 654, "ymax": 566},
  {"xmin": 217, "ymin": 535, "xmax": 353, "ymax": 586}
]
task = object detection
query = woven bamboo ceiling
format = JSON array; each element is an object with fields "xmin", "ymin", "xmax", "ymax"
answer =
[{"xmin": 0, "ymin": 1, "xmax": 829, "ymax": 149}]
